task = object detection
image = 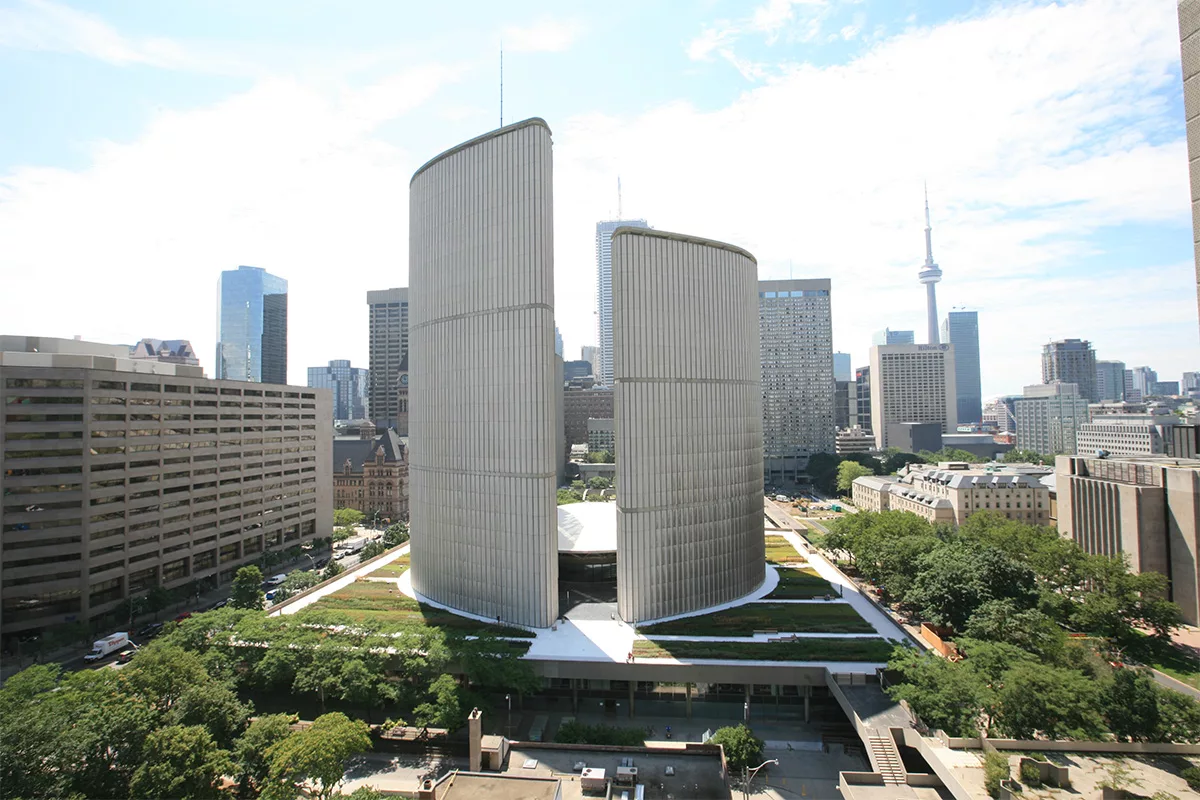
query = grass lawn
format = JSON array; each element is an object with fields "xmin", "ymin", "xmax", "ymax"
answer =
[
  {"xmin": 632, "ymin": 637, "xmax": 895, "ymax": 662},
  {"xmin": 1129, "ymin": 634, "xmax": 1200, "ymax": 689},
  {"xmin": 638, "ymin": 602, "xmax": 874, "ymax": 636},
  {"xmin": 367, "ymin": 553, "xmax": 410, "ymax": 578},
  {"xmin": 766, "ymin": 567, "xmax": 834, "ymax": 599},
  {"xmin": 310, "ymin": 580, "xmax": 535, "ymax": 638},
  {"xmin": 764, "ymin": 537, "xmax": 806, "ymax": 564}
]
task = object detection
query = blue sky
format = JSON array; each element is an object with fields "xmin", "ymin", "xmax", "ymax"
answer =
[{"xmin": 0, "ymin": 0, "xmax": 1195, "ymax": 396}]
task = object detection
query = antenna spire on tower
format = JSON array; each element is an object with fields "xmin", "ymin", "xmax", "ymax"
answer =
[
  {"xmin": 923, "ymin": 182, "xmax": 935, "ymax": 267},
  {"xmin": 618, "ymin": 177, "xmax": 622, "ymax": 219},
  {"xmin": 499, "ymin": 45, "xmax": 504, "ymax": 128}
]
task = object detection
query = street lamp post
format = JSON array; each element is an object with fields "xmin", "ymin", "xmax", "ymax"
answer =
[{"xmin": 742, "ymin": 759, "xmax": 779, "ymax": 800}]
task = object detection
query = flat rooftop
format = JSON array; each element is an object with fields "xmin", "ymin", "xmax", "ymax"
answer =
[
  {"xmin": 506, "ymin": 746, "xmax": 731, "ymax": 800},
  {"xmin": 558, "ymin": 502, "xmax": 616, "ymax": 554},
  {"xmin": 436, "ymin": 771, "xmax": 560, "ymax": 800}
]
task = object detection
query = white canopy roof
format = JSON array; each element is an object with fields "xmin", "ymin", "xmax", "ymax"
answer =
[{"xmin": 557, "ymin": 502, "xmax": 617, "ymax": 553}]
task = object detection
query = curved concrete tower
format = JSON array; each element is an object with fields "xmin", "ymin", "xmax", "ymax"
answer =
[
  {"xmin": 611, "ymin": 228, "xmax": 766, "ymax": 623},
  {"xmin": 408, "ymin": 119, "xmax": 559, "ymax": 628}
]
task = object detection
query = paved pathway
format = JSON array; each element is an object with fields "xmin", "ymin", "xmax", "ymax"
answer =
[{"xmin": 269, "ymin": 544, "xmax": 409, "ymax": 617}]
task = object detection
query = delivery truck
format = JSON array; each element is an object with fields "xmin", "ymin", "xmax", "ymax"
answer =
[{"xmin": 84, "ymin": 632, "xmax": 130, "ymax": 662}]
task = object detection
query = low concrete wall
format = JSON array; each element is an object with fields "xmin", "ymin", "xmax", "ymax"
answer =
[
  {"xmin": 265, "ymin": 544, "xmax": 407, "ymax": 614},
  {"xmin": 905, "ymin": 773, "xmax": 942, "ymax": 787},
  {"xmin": 935, "ymin": 731, "xmax": 1200, "ymax": 756},
  {"xmin": 900, "ymin": 729, "xmax": 975, "ymax": 800}
]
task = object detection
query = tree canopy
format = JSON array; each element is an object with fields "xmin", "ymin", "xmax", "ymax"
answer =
[
  {"xmin": 709, "ymin": 724, "xmax": 765, "ymax": 772},
  {"xmin": 231, "ymin": 565, "xmax": 266, "ymax": 610},
  {"xmin": 836, "ymin": 461, "xmax": 874, "ymax": 493}
]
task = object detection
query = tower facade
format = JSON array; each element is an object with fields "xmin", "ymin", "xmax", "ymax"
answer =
[
  {"xmin": 216, "ymin": 265, "xmax": 288, "ymax": 384},
  {"xmin": 941, "ymin": 311, "xmax": 982, "ymax": 425},
  {"xmin": 612, "ymin": 228, "xmax": 765, "ymax": 623},
  {"xmin": 919, "ymin": 190, "xmax": 943, "ymax": 345},
  {"xmin": 869, "ymin": 343, "xmax": 957, "ymax": 451},
  {"xmin": 1042, "ymin": 339, "xmax": 1098, "ymax": 402},
  {"xmin": 1096, "ymin": 360, "xmax": 1127, "ymax": 402},
  {"xmin": 596, "ymin": 219, "xmax": 649, "ymax": 386},
  {"xmin": 408, "ymin": 118, "xmax": 559, "ymax": 629},
  {"xmin": 307, "ymin": 359, "xmax": 369, "ymax": 422},
  {"xmin": 759, "ymin": 279, "xmax": 835, "ymax": 480},
  {"xmin": 366, "ymin": 288, "xmax": 409, "ymax": 431}
]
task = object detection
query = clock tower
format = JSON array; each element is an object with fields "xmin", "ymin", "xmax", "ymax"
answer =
[{"xmin": 395, "ymin": 353, "xmax": 409, "ymax": 435}]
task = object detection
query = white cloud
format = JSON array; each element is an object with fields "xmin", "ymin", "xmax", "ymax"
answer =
[
  {"xmin": 688, "ymin": 0, "xmax": 833, "ymax": 70},
  {"xmin": 501, "ymin": 18, "xmax": 585, "ymax": 53},
  {"xmin": 551, "ymin": 0, "xmax": 1196, "ymax": 395},
  {"xmin": 0, "ymin": 0, "xmax": 1194, "ymax": 398}
]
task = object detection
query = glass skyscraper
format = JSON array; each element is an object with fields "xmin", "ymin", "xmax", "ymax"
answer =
[
  {"xmin": 941, "ymin": 311, "xmax": 982, "ymax": 425},
  {"xmin": 216, "ymin": 265, "xmax": 288, "ymax": 383},
  {"xmin": 308, "ymin": 359, "xmax": 369, "ymax": 421}
]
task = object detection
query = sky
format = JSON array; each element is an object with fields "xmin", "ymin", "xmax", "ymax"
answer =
[{"xmin": 0, "ymin": 0, "xmax": 1196, "ymax": 398}]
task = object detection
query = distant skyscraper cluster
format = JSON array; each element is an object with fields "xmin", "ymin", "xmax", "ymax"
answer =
[{"xmin": 308, "ymin": 359, "xmax": 368, "ymax": 422}]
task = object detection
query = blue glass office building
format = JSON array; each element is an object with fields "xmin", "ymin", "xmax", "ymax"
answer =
[
  {"xmin": 216, "ymin": 266, "xmax": 288, "ymax": 383},
  {"xmin": 941, "ymin": 311, "xmax": 981, "ymax": 425}
]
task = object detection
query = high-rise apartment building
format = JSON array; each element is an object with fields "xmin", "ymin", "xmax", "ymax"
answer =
[
  {"xmin": 854, "ymin": 366, "xmax": 872, "ymax": 433},
  {"xmin": 1042, "ymin": 339, "xmax": 1098, "ymax": 402},
  {"xmin": 595, "ymin": 219, "xmax": 649, "ymax": 387},
  {"xmin": 1015, "ymin": 382, "xmax": 1089, "ymax": 455},
  {"xmin": 833, "ymin": 352, "xmax": 852, "ymax": 382},
  {"xmin": 941, "ymin": 311, "xmax": 981, "ymax": 425},
  {"xmin": 366, "ymin": 288, "xmax": 409, "ymax": 431},
  {"xmin": 216, "ymin": 266, "xmax": 288, "ymax": 384},
  {"xmin": 1178, "ymin": 0, "xmax": 1200, "ymax": 337},
  {"xmin": 0, "ymin": 336, "xmax": 331, "ymax": 646},
  {"xmin": 1096, "ymin": 360, "xmax": 1127, "ymax": 402},
  {"xmin": 408, "ymin": 118, "xmax": 559, "ymax": 629},
  {"xmin": 1130, "ymin": 366, "xmax": 1158, "ymax": 399},
  {"xmin": 612, "ymin": 227, "xmax": 764, "ymax": 622},
  {"xmin": 872, "ymin": 328, "xmax": 915, "ymax": 346},
  {"xmin": 759, "ymin": 279, "xmax": 835, "ymax": 480},
  {"xmin": 307, "ymin": 359, "xmax": 368, "ymax": 422},
  {"xmin": 868, "ymin": 343, "xmax": 957, "ymax": 451},
  {"xmin": 129, "ymin": 339, "xmax": 200, "ymax": 368}
]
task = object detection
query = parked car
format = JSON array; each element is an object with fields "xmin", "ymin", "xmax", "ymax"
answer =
[
  {"xmin": 211, "ymin": 599, "xmax": 229, "ymax": 610},
  {"xmin": 314, "ymin": 558, "xmax": 329, "ymax": 569},
  {"xmin": 137, "ymin": 622, "xmax": 164, "ymax": 639},
  {"xmin": 174, "ymin": 612, "xmax": 192, "ymax": 623}
]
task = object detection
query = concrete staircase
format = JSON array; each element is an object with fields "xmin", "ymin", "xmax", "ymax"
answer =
[{"xmin": 866, "ymin": 732, "xmax": 905, "ymax": 785}]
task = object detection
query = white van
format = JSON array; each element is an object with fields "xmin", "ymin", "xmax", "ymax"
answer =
[{"xmin": 264, "ymin": 573, "xmax": 288, "ymax": 587}]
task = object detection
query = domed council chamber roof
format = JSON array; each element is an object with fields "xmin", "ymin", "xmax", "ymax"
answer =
[{"xmin": 557, "ymin": 502, "xmax": 617, "ymax": 554}]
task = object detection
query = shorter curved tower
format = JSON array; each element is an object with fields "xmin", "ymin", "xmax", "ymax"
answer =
[{"xmin": 611, "ymin": 228, "xmax": 765, "ymax": 623}]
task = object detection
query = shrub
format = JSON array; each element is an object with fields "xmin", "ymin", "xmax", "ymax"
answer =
[
  {"xmin": 554, "ymin": 721, "xmax": 644, "ymax": 747},
  {"xmin": 984, "ymin": 751, "xmax": 1009, "ymax": 798},
  {"xmin": 1019, "ymin": 760, "xmax": 1041, "ymax": 787},
  {"xmin": 1182, "ymin": 765, "xmax": 1200, "ymax": 792}
]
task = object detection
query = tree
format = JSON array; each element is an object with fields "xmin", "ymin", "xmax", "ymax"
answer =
[
  {"xmin": 263, "ymin": 712, "xmax": 372, "ymax": 800},
  {"xmin": 1003, "ymin": 449, "xmax": 1052, "ymax": 465},
  {"xmin": 587, "ymin": 476, "xmax": 612, "ymax": 490},
  {"xmin": 123, "ymin": 642, "xmax": 211, "ymax": 712},
  {"xmin": 883, "ymin": 451, "xmax": 929, "ymax": 474},
  {"xmin": 344, "ymin": 787, "xmax": 385, "ymax": 800},
  {"xmin": 294, "ymin": 642, "xmax": 350, "ymax": 712},
  {"xmin": 129, "ymin": 725, "xmax": 232, "ymax": 800},
  {"xmin": 836, "ymin": 461, "xmax": 873, "ymax": 494},
  {"xmin": 994, "ymin": 662, "xmax": 1105, "ymax": 740},
  {"xmin": 169, "ymin": 680, "xmax": 254, "ymax": 749},
  {"xmin": 885, "ymin": 648, "xmax": 987, "ymax": 737},
  {"xmin": 235, "ymin": 713, "xmax": 296, "ymax": 792},
  {"xmin": 274, "ymin": 568, "xmax": 324, "ymax": 603},
  {"xmin": 382, "ymin": 522, "xmax": 409, "ymax": 547},
  {"xmin": 333, "ymin": 508, "xmax": 366, "ymax": 528},
  {"xmin": 322, "ymin": 560, "xmax": 345, "ymax": 581},
  {"xmin": 413, "ymin": 673, "xmax": 465, "ymax": 730},
  {"xmin": 962, "ymin": 599, "xmax": 1065, "ymax": 660},
  {"xmin": 708, "ymin": 725, "xmax": 764, "ymax": 772},
  {"xmin": 1154, "ymin": 686, "xmax": 1200, "ymax": 743},
  {"xmin": 359, "ymin": 540, "xmax": 389, "ymax": 561},
  {"xmin": 557, "ymin": 488, "xmax": 582, "ymax": 505},
  {"xmin": 231, "ymin": 565, "xmax": 267, "ymax": 610},
  {"xmin": 1101, "ymin": 668, "xmax": 1160, "ymax": 741},
  {"xmin": 904, "ymin": 543, "xmax": 1037, "ymax": 631}
]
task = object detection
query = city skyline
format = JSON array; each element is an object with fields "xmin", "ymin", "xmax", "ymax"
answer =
[{"xmin": 0, "ymin": 0, "xmax": 1195, "ymax": 397}]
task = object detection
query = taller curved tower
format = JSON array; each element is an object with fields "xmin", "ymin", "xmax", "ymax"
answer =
[
  {"xmin": 611, "ymin": 228, "xmax": 765, "ymax": 623},
  {"xmin": 407, "ymin": 119, "xmax": 559, "ymax": 628},
  {"xmin": 919, "ymin": 187, "xmax": 943, "ymax": 345}
]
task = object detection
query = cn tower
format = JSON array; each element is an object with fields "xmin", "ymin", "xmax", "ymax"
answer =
[{"xmin": 919, "ymin": 185, "xmax": 943, "ymax": 344}]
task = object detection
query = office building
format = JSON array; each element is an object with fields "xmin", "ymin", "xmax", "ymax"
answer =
[
  {"xmin": 1057, "ymin": 454, "xmax": 1200, "ymax": 624},
  {"xmin": 596, "ymin": 218, "xmax": 650, "ymax": 387},
  {"xmin": 580, "ymin": 346, "xmax": 599, "ymax": 373},
  {"xmin": 564, "ymin": 386, "xmax": 613, "ymax": 456},
  {"xmin": 129, "ymin": 339, "xmax": 200, "ymax": 368},
  {"xmin": 0, "ymin": 335, "xmax": 331, "ymax": 646},
  {"xmin": 1124, "ymin": 369, "xmax": 1143, "ymax": 403},
  {"xmin": 759, "ymin": 279, "xmax": 835, "ymax": 480},
  {"xmin": 332, "ymin": 422, "xmax": 408, "ymax": 524},
  {"xmin": 563, "ymin": 360, "xmax": 592, "ymax": 382},
  {"xmin": 868, "ymin": 343, "xmax": 957, "ymax": 451},
  {"xmin": 408, "ymin": 119, "xmax": 560, "ymax": 629},
  {"xmin": 940, "ymin": 311, "xmax": 981, "ymax": 424},
  {"xmin": 1096, "ymin": 360, "xmax": 1127, "ymax": 402},
  {"xmin": 1014, "ymin": 382, "xmax": 1089, "ymax": 455},
  {"xmin": 834, "ymin": 379, "xmax": 851, "ymax": 431},
  {"xmin": 1150, "ymin": 380, "xmax": 1181, "ymax": 397},
  {"xmin": 366, "ymin": 288, "xmax": 409, "ymax": 431},
  {"xmin": 1183, "ymin": 371, "xmax": 1200, "ymax": 393},
  {"xmin": 833, "ymin": 352, "xmax": 852, "ymax": 382},
  {"xmin": 835, "ymin": 426, "xmax": 874, "ymax": 455},
  {"xmin": 1041, "ymin": 339, "xmax": 1097, "ymax": 402},
  {"xmin": 307, "ymin": 360, "xmax": 368, "ymax": 422},
  {"xmin": 983, "ymin": 396, "xmax": 1018, "ymax": 434},
  {"xmin": 1076, "ymin": 414, "xmax": 1178, "ymax": 457},
  {"xmin": 1179, "ymin": 0, "xmax": 1200, "ymax": 337},
  {"xmin": 853, "ymin": 366, "xmax": 871, "ymax": 433},
  {"xmin": 216, "ymin": 265, "xmax": 288, "ymax": 384},
  {"xmin": 871, "ymin": 329, "xmax": 914, "ymax": 346},
  {"xmin": 918, "ymin": 190, "xmax": 944, "ymax": 344},
  {"xmin": 586, "ymin": 418, "xmax": 614, "ymax": 455},
  {"xmin": 1129, "ymin": 366, "xmax": 1157, "ymax": 399},
  {"xmin": 1090, "ymin": 401, "xmax": 1150, "ymax": 417},
  {"xmin": 942, "ymin": 433, "xmax": 1013, "ymax": 461},
  {"xmin": 852, "ymin": 461, "xmax": 1052, "ymax": 528},
  {"xmin": 612, "ymin": 227, "xmax": 764, "ymax": 622}
]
